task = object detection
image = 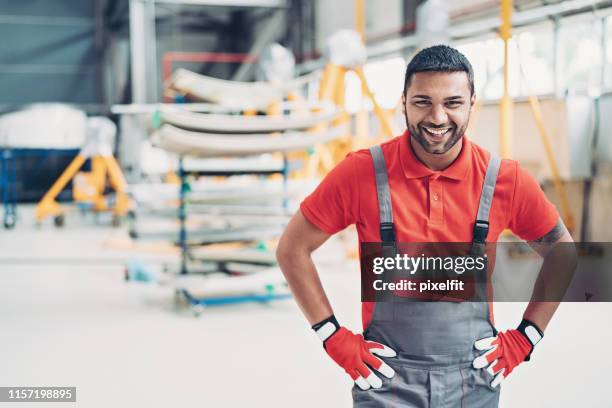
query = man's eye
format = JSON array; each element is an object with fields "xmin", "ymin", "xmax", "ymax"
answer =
[
  {"xmin": 414, "ymin": 100, "xmax": 430, "ymax": 106},
  {"xmin": 445, "ymin": 101, "xmax": 462, "ymax": 108}
]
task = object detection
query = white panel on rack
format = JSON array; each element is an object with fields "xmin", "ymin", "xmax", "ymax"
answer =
[{"xmin": 0, "ymin": 104, "xmax": 86, "ymax": 149}]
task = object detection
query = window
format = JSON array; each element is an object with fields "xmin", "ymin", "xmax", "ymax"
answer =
[
  {"xmin": 604, "ymin": 15, "xmax": 612, "ymax": 90},
  {"xmin": 558, "ymin": 16, "xmax": 604, "ymax": 95},
  {"xmin": 344, "ymin": 56, "xmax": 406, "ymax": 113},
  {"xmin": 515, "ymin": 29, "xmax": 555, "ymax": 96}
]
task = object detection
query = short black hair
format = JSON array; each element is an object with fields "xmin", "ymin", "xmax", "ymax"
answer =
[{"xmin": 403, "ymin": 45, "xmax": 474, "ymax": 96}]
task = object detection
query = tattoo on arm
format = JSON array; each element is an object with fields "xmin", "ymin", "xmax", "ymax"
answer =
[
  {"xmin": 527, "ymin": 218, "xmax": 570, "ymax": 257},
  {"xmin": 530, "ymin": 219, "xmax": 567, "ymax": 244}
]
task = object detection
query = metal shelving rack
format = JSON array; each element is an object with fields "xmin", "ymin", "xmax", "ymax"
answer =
[
  {"xmin": 176, "ymin": 154, "xmax": 289, "ymax": 274},
  {"xmin": 173, "ymin": 154, "xmax": 292, "ymax": 314}
]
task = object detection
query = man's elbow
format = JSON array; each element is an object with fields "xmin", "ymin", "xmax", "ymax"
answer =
[
  {"xmin": 276, "ymin": 211, "xmax": 327, "ymax": 268},
  {"xmin": 566, "ymin": 243, "xmax": 578, "ymax": 271},
  {"xmin": 558, "ymin": 236, "xmax": 578, "ymax": 264},
  {"xmin": 546, "ymin": 240, "xmax": 578, "ymax": 272},
  {"xmin": 276, "ymin": 233, "xmax": 300, "ymax": 269},
  {"xmin": 275, "ymin": 236, "xmax": 290, "ymax": 267}
]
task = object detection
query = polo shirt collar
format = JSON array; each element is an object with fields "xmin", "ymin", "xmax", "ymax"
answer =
[{"xmin": 399, "ymin": 129, "xmax": 472, "ymax": 180}]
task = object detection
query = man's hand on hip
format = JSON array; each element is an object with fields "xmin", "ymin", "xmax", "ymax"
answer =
[
  {"xmin": 313, "ymin": 315, "xmax": 397, "ymax": 390},
  {"xmin": 473, "ymin": 319, "xmax": 544, "ymax": 388}
]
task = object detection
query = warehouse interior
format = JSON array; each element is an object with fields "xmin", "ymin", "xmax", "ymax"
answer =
[{"xmin": 1, "ymin": 0, "xmax": 611, "ymax": 406}]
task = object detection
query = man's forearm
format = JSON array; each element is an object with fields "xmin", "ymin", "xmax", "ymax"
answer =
[
  {"xmin": 277, "ymin": 248, "xmax": 334, "ymax": 325},
  {"xmin": 276, "ymin": 211, "xmax": 335, "ymax": 325},
  {"xmin": 524, "ymin": 219, "xmax": 577, "ymax": 331},
  {"xmin": 523, "ymin": 245, "xmax": 575, "ymax": 331}
]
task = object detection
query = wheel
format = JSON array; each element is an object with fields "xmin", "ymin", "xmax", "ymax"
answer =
[
  {"xmin": 172, "ymin": 289, "xmax": 186, "ymax": 311},
  {"xmin": 3, "ymin": 213, "xmax": 15, "ymax": 229},
  {"xmin": 53, "ymin": 214, "xmax": 65, "ymax": 228},
  {"xmin": 192, "ymin": 304, "xmax": 205, "ymax": 317}
]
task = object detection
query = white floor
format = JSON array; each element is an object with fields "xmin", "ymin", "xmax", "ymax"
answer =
[{"xmin": 0, "ymin": 206, "xmax": 610, "ymax": 407}]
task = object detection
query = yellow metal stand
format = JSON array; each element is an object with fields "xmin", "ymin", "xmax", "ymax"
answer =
[
  {"xmin": 355, "ymin": 67, "xmax": 394, "ymax": 139},
  {"xmin": 526, "ymin": 96, "xmax": 575, "ymax": 232},
  {"xmin": 304, "ymin": 61, "xmax": 396, "ymax": 177},
  {"xmin": 301, "ymin": 1, "xmax": 396, "ymax": 176},
  {"xmin": 499, "ymin": 0, "xmax": 575, "ymax": 233},
  {"xmin": 35, "ymin": 154, "xmax": 129, "ymax": 224},
  {"xmin": 355, "ymin": 0, "xmax": 365, "ymax": 41},
  {"xmin": 500, "ymin": 0, "xmax": 513, "ymax": 159}
]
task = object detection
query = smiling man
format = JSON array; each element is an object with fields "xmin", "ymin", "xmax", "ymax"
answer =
[{"xmin": 277, "ymin": 45, "xmax": 574, "ymax": 407}]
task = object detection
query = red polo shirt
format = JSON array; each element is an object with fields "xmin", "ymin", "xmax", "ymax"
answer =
[{"xmin": 300, "ymin": 130, "xmax": 559, "ymax": 329}]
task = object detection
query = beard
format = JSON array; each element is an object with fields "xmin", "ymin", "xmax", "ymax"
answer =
[{"xmin": 404, "ymin": 114, "xmax": 469, "ymax": 155}]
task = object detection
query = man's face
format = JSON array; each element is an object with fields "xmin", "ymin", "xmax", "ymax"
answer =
[{"xmin": 402, "ymin": 71, "xmax": 475, "ymax": 155}]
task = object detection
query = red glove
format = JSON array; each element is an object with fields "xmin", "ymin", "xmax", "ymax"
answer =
[
  {"xmin": 473, "ymin": 319, "xmax": 544, "ymax": 388},
  {"xmin": 313, "ymin": 315, "xmax": 396, "ymax": 390}
]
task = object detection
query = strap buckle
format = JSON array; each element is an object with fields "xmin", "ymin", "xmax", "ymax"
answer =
[
  {"xmin": 379, "ymin": 222, "xmax": 396, "ymax": 244},
  {"xmin": 380, "ymin": 222, "xmax": 394, "ymax": 231},
  {"xmin": 472, "ymin": 220, "xmax": 489, "ymax": 244}
]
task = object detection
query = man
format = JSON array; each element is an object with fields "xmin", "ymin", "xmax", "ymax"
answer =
[{"xmin": 276, "ymin": 45, "xmax": 574, "ymax": 407}]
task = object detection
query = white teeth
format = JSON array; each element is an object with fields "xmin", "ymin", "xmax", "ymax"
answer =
[{"xmin": 423, "ymin": 127, "xmax": 450, "ymax": 136}]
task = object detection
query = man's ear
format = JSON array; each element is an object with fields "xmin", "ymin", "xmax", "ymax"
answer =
[
  {"xmin": 401, "ymin": 94, "xmax": 406, "ymax": 115},
  {"xmin": 470, "ymin": 93, "xmax": 476, "ymax": 107}
]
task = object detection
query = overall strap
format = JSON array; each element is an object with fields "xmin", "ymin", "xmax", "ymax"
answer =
[
  {"xmin": 473, "ymin": 154, "xmax": 502, "ymax": 245},
  {"xmin": 369, "ymin": 145, "xmax": 396, "ymax": 243}
]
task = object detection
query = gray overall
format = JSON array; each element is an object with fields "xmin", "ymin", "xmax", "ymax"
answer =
[{"xmin": 353, "ymin": 145, "xmax": 502, "ymax": 408}]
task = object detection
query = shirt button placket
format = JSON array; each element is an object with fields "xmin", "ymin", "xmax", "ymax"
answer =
[{"xmin": 429, "ymin": 176, "xmax": 444, "ymax": 223}]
